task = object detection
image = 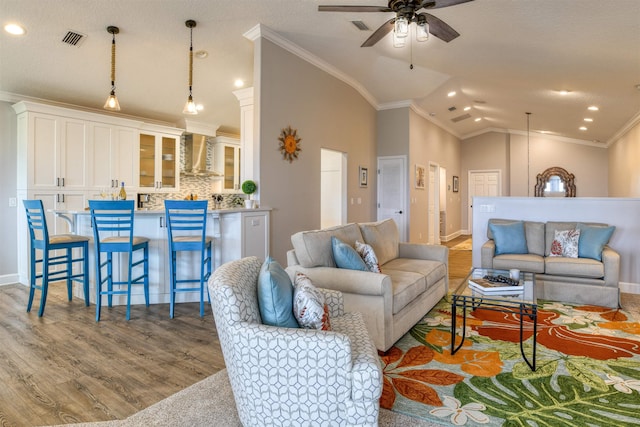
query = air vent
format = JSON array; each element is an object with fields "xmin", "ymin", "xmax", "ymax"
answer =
[
  {"xmin": 448, "ymin": 106, "xmax": 457, "ymax": 112},
  {"xmin": 62, "ymin": 30, "xmax": 87, "ymax": 47},
  {"xmin": 451, "ymin": 114, "xmax": 471, "ymax": 123},
  {"xmin": 351, "ymin": 21, "xmax": 370, "ymax": 31}
]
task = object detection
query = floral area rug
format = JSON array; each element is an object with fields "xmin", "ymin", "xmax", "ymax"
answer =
[{"xmin": 380, "ymin": 298, "xmax": 640, "ymax": 426}]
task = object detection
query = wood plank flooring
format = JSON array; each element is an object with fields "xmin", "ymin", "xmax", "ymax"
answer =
[{"xmin": 2, "ymin": 237, "xmax": 636, "ymax": 426}]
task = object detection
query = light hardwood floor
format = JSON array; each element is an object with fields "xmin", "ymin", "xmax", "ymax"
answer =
[{"xmin": 2, "ymin": 238, "xmax": 636, "ymax": 427}]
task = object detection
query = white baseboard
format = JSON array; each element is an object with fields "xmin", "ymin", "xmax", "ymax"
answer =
[
  {"xmin": 620, "ymin": 282, "xmax": 640, "ymax": 295},
  {"xmin": 0, "ymin": 274, "xmax": 20, "ymax": 286},
  {"xmin": 440, "ymin": 230, "xmax": 465, "ymax": 242}
]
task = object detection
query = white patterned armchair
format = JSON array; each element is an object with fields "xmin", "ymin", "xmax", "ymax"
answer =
[{"xmin": 209, "ymin": 256, "xmax": 382, "ymax": 427}]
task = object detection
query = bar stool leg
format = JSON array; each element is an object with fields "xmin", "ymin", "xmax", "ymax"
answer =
[
  {"xmin": 144, "ymin": 244, "xmax": 150, "ymax": 306},
  {"xmin": 66, "ymin": 247, "xmax": 73, "ymax": 301},
  {"xmin": 169, "ymin": 250, "xmax": 176, "ymax": 319},
  {"xmin": 83, "ymin": 242, "xmax": 90, "ymax": 306},
  {"xmin": 27, "ymin": 248, "xmax": 37, "ymax": 313}
]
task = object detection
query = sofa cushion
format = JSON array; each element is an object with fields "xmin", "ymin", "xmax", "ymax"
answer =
[
  {"xmin": 257, "ymin": 257, "xmax": 300, "ymax": 328},
  {"xmin": 382, "ymin": 269, "xmax": 426, "ymax": 315},
  {"xmin": 355, "ymin": 240, "xmax": 381, "ymax": 273},
  {"xmin": 331, "ymin": 236, "xmax": 368, "ymax": 271},
  {"xmin": 545, "ymin": 257, "xmax": 605, "ymax": 278},
  {"xmin": 489, "ymin": 221, "xmax": 528, "ymax": 255},
  {"xmin": 382, "ymin": 258, "xmax": 446, "ymax": 290},
  {"xmin": 291, "ymin": 223, "xmax": 364, "ymax": 268},
  {"xmin": 577, "ymin": 223, "xmax": 615, "ymax": 261},
  {"xmin": 493, "ymin": 253, "xmax": 545, "ymax": 273},
  {"xmin": 487, "ymin": 219, "xmax": 545, "ymax": 256},
  {"xmin": 359, "ymin": 219, "xmax": 399, "ymax": 265},
  {"xmin": 550, "ymin": 228, "xmax": 580, "ymax": 258},
  {"xmin": 293, "ymin": 272, "xmax": 331, "ymax": 330}
]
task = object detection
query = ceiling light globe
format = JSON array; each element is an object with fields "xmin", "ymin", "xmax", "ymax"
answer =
[{"xmin": 394, "ymin": 16, "xmax": 409, "ymax": 38}]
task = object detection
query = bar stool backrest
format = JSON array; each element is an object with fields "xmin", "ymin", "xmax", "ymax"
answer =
[
  {"xmin": 165, "ymin": 200, "xmax": 209, "ymax": 249},
  {"xmin": 23, "ymin": 199, "xmax": 50, "ymax": 247},
  {"xmin": 89, "ymin": 200, "xmax": 136, "ymax": 251}
]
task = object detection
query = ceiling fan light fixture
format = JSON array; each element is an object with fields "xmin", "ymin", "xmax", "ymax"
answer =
[
  {"xmin": 394, "ymin": 15, "xmax": 409, "ymax": 38},
  {"xmin": 393, "ymin": 28, "xmax": 406, "ymax": 48},
  {"xmin": 103, "ymin": 26, "xmax": 121, "ymax": 112},
  {"xmin": 416, "ymin": 15, "xmax": 429, "ymax": 42},
  {"xmin": 183, "ymin": 19, "xmax": 198, "ymax": 115}
]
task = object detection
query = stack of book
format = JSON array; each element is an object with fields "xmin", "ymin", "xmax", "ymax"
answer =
[{"xmin": 469, "ymin": 277, "xmax": 524, "ymax": 296}]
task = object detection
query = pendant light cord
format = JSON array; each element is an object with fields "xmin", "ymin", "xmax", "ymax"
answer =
[
  {"xmin": 110, "ymin": 32, "xmax": 116, "ymax": 90},
  {"xmin": 188, "ymin": 25, "xmax": 193, "ymax": 95},
  {"xmin": 526, "ymin": 112, "xmax": 531, "ymax": 196}
]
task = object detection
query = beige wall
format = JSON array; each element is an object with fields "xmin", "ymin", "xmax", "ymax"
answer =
[
  {"xmin": 408, "ymin": 109, "xmax": 461, "ymax": 242},
  {"xmin": 0, "ymin": 101, "xmax": 18, "ymax": 283},
  {"xmin": 461, "ymin": 131, "xmax": 609, "ymax": 229},
  {"xmin": 608, "ymin": 120, "xmax": 640, "ymax": 197},
  {"xmin": 256, "ymin": 38, "xmax": 377, "ymax": 265}
]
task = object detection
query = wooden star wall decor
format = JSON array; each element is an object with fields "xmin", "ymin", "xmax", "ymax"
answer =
[{"xmin": 278, "ymin": 125, "xmax": 301, "ymax": 163}]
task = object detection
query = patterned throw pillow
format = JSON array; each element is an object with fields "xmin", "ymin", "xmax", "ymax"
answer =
[
  {"xmin": 293, "ymin": 273, "xmax": 331, "ymax": 330},
  {"xmin": 355, "ymin": 240, "xmax": 382, "ymax": 273},
  {"xmin": 550, "ymin": 229, "xmax": 581, "ymax": 258}
]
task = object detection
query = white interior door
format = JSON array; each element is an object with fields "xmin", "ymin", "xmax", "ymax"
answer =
[
  {"xmin": 428, "ymin": 163, "xmax": 440, "ymax": 244},
  {"xmin": 321, "ymin": 149, "xmax": 346, "ymax": 229},
  {"xmin": 468, "ymin": 170, "xmax": 501, "ymax": 233},
  {"xmin": 377, "ymin": 156, "xmax": 407, "ymax": 242}
]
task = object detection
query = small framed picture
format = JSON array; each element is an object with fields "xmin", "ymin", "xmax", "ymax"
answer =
[
  {"xmin": 415, "ymin": 164, "xmax": 426, "ymax": 189},
  {"xmin": 359, "ymin": 166, "xmax": 368, "ymax": 187},
  {"xmin": 453, "ymin": 175, "xmax": 459, "ymax": 193}
]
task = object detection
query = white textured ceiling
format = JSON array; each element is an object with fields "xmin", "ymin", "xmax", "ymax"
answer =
[{"xmin": 1, "ymin": 0, "xmax": 639, "ymax": 143}]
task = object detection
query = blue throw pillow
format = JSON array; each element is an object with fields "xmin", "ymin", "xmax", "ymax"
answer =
[
  {"xmin": 489, "ymin": 221, "xmax": 528, "ymax": 255},
  {"xmin": 257, "ymin": 257, "xmax": 299, "ymax": 328},
  {"xmin": 331, "ymin": 236, "xmax": 368, "ymax": 271},
  {"xmin": 577, "ymin": 223, "xmax": 615, "ymax": 261}
]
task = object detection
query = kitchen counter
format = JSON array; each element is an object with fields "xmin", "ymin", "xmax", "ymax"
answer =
[{"xmin": 47, "ymin": 207, "xmax": 271, "ymax": 307}]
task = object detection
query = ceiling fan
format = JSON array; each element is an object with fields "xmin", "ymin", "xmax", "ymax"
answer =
[{"xmin": 318, "ymin": 0, "xmax": 473, "ymax": 47}]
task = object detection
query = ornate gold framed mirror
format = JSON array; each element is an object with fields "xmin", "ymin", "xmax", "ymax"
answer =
[{"xmin": 534, "ymin": 166, "xmax": 576, "ymax": 197}]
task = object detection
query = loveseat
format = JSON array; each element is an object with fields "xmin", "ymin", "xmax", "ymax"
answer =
[
  {"xmin": 286, "ymin": 218, "xmax": 448, "ymax": 352},
  {"xmin": 481, "ymin": 218, "xmax": 620, "ymax": 308}
]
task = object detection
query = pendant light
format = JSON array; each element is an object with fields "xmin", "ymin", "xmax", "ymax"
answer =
[
  {"xmin": 103, "ymin": 26, "xmax": 121, "ymax": 111},
  {"xmin": 394, "ymin": 14, "xmax": 409, "ymax": 38},
  {"xmin": 416, "ymin": 15, "xmax": 429, "ymax": 42},
  {"xmin": 183, "ymin": 19, "xmax": 197, "ymax": 115}
]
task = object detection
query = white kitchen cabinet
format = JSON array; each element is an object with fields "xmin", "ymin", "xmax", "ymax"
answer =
[
  {"xmin": 18, "ymin": 111, "xmax": 88, "ymax": 192},
  {"xmin": 214, "ymin": 136, "xmax": 241, "ymax": 192},
  {"xmin": 220, "ymin": 210, "xmax": 270, "ymax": 264},
  {"xmin": 87, "ymin": 124, "xmax": 137, "ymax": 195},
  {"xmin": 139, "ymin": 132, "xmax": 180, "ymax": 192}
]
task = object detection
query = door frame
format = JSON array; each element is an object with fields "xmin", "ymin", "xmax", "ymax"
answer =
[
  {"xmin": 467, "ymin": 169, "xmax": 502, "ymax": 233},
  {"xmin": 377, "ymin": 155, "xmax": 408, "ymax": 242},
  {"xmin": 428, "ymin": 161, "xmax": 440, "ymax": 244}
]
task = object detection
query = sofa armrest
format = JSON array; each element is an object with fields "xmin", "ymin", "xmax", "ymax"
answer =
[
  {"xmin": 602, "ymin": 246, "xmax": 620, "ymax": 287},
  {"xmin": 285, "ymin": 265, "xmax": 392, "ymax": 297},
  {"xmin": 481, "ymin": 240, "xmax": 495, "ymax": 268},
  {"xmin": 398, "ymin": 242, "xmax": 448, "ymax": 264}
]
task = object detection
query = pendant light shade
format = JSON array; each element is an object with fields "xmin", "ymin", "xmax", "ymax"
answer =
[
  {"xmin": 394, "ymin": 15, "xmax": 409, "ymax": 38},
  {"xmin": 103, "ymin": 26, "xmax": 121, "ymax": 111},
  {"xmin": 416, "ymin": 15, "xmax": 429, "ymax": 42},
  {"xmin": 183, "ymin": 19, "xmax": 197, "ymax": 115}
]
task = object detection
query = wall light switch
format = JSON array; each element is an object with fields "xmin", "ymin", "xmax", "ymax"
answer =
[
  {"xmin": 357, "ymin": 197, "xmax": 362, "ymax": 205},
  {"xmin": 9, "ymin": 197, "xmax": 17, "ymax": 207}
]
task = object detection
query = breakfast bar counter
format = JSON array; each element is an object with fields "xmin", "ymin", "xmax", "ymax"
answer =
[{"xmin": 47, "ymin": 207, "xmax": 271, "ymax": 306}]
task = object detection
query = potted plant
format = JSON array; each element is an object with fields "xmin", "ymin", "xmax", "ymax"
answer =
[{"xmin": 241, "ymin": 180, "xmax": 257, "ymax": 208}]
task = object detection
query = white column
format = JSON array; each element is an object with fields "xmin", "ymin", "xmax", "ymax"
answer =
[{"xmin": 233, "ymin": 87, "xmax": 256, "ymax": 199}]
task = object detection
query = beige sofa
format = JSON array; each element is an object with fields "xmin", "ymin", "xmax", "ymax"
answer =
[
  {"xmin": 481, "ymin": 219, "xmax": 620, "ymax": 308},
  {"xmin": 286, "ymin": 218, "xmax": 448, "ymax": 352}
]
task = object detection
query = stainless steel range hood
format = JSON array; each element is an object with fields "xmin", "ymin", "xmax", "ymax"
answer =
[{"xmin": 182, "ymin": 133, "xmax": 223, "ymax": 176}]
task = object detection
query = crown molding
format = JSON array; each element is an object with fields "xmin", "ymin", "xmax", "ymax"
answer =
[
  {"xmin": 243, "ymin": 24, "xmax": 379, "ymax": 109},
  {"xmin": 607, "ymin": 110, "xmax": 640, "ymax": 147}
]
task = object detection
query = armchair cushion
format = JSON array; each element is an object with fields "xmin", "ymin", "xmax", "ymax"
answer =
[
  {"xmin": 332, "ymin": 237, "xmax": 368, "ymax": 271},
  {"xmin": 257, "ymin": 257, "xmax": 299, "ymax": 328},
  {"xmin": 293, "ymin": 272, "xmax": 331, "ymax": 330}
]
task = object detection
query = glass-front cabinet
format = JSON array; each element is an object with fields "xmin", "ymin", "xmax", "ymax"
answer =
[
  {"xmin": 139, "ymin": 132, "xmax": 179, "ymax": 192},
  {"xmin": 214, "ymin": 136, "xmax": 241, "ymax": 192}
]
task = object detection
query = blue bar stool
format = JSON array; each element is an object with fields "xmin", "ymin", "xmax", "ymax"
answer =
[
  {"xmin": 89, "ymin": 200, "xmax": 149, "ymax": 321},
  {"xmin": 164, "ymin": 200, "xmax": 212, "ymax": 318},
  {"xmin": 23, "ymin": 199, "xmax": 90, "ymax": 316}
]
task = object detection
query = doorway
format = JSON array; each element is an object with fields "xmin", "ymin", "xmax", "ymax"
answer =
[
  {"xmin": 321, "ymin": 148, "xmax": 347, "ymax": 229},
  {"xmin": 467, "ymin": 170, "xmax": 501, "ymax": 233},
  {"xmin": 377, "ymin": 156, "xmax": 407, "ymax": 242},
  {"xmin": 428, "ymin": 162, "xmax": 440, "ymax": 244}
]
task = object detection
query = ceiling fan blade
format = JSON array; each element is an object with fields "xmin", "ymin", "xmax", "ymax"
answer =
[
  {"xmin": 419, "ymin": 0, "xmax": 474, "ymax": 9},
  {"xmin": 361, "ymin": 18, "xmax": 395, "ymax": 47},
  {"xmin": 318, "ymin": 5, "xmax": 392, "ymax": 13},
  {"xmin": 423, "ymin": 13, "xmax": 460, "ymax": 42}
]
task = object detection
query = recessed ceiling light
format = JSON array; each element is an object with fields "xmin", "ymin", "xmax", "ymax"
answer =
[
  {"xmin": 194, "ymin": 50, "xmax": 208, "ymax": 59},
  {"xmin": 196, "ymin": 104, "xmax": 204, "ymax": 111},
  {"xmin": 4, "ymin": 23, "xmax": 26, "ymax": 35},
  {"xmin": 234, "ymin": 79, "xmax": 244, "ymax": 88},
  {"xmin": 474, "ymin": 117, "xmax": 482, "ymax": 122},
  {"xmin": 559, "ymin": 90, "xmax": 571, "ymax": 95},
  {"xmin": 588, "ymin": 106, "xmax": 599, "ymax": 111},
  {"xmin": 584, "ymin": 118, "xmax": 593, "ymax": 122},
  {"xmin": 539, "ymin": 131, "xmax": 550, "ymax": 134},
  {"xmin": 579, "ymin": 126, "xmax": 587, "ymax": 131},
  {"xmin": 463, "ymin": 106, "xmax": 471, "ymax": 111},
  {"xmin": 447, "ymin": 91, "xmax": 456, "ymax": 97}
]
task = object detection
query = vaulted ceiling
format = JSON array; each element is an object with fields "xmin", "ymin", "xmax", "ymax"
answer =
[{"xmin": 1, "ymin": 0, "xmax": 639, "ymax": 143}]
